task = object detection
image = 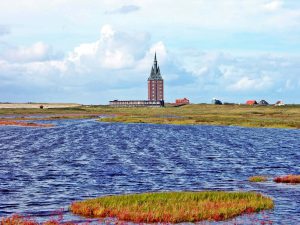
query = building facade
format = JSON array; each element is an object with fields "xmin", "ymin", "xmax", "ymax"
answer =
[
  {"xmin": 148, "ymin": 53, "xmax": 164, "ymax": 101},
  {"xmin": 109, "ymin": 100, "xmax": 163, "ymax": 107}
]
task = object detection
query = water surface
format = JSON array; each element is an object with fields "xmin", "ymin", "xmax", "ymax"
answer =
[{"xmin": 0, "ymin": 119, "xmax": 299, "ymax": 224}]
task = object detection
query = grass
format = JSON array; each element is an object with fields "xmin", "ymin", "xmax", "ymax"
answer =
[
  {"xmin": 274, "ymin": 175, "xmax": 300, "ymax": 184},
  {"xmin": 0, "ymin": 104, "xmax": 299, "ymax": 129},
  {"xmin": 70, "ymin": 191, "xmax": 274, "ymax": 223},
  {"xmin": 249, "ymin": 176, "xmax": 268, "ymax": 182}
]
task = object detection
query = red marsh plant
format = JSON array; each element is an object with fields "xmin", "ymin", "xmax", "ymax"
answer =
[
  {"xmin": 0, "ymin": 214, "xmax": 38, "ymax": 225},
  {"xmin": 70, "ymin": 191, "xmax": 274, "ymax": 223},
  {"xmin": 274, "ymin": 175, "xmax": 300, "ymax": 184},
  {"xmin": 249, "ymin": 176, "xmax": 268, "ymax": 182},
  {"xmin": 0, "ymin": 214, "xmax": 77, "ymax": 225}
]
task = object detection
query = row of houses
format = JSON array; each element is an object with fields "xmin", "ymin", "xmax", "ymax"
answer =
[
  {"xmin": 212, "ymin": 98, "xmax": 285, "ymax": 106},
  {"xmin": 245, "ymin": 100, "xmax": 285, "ymax": 106}
]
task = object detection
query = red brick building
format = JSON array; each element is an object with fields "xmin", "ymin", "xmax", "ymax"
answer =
[
  {"xmin": 148, "ymin": 53, "xmax": 164, "ymax": 101},
  {"xmin": 176, "ymin": 98, "xmax": 190, "ymax": 104}
]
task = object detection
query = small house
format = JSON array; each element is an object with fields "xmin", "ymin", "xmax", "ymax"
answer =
[
  {"xmin": 259, "ymin": 100, "xmax": 269, "ymax": 105},
  {"xmin": 275, "ymin": 101, "xmax": 285, "ymax": 106},
  {"xmin": 212, "ymin": 98, "xmax": 222, "ymax": 105},
  {"xmin": 246, "ymin": 100, "xmax": 257, "ymax": 105},
  {"xmin": 175, "ymin": 98, "xmax": 190, "ymax": 105}
]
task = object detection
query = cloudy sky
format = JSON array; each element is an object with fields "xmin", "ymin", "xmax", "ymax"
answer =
[{"xmin": 0, "ymin": 0, "xmax": 299, "ymax": 104}]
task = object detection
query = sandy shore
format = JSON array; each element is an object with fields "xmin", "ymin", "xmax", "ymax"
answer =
[{"xmin": 0, "ymin": 103, "xmax": 81, "ymax": 109}]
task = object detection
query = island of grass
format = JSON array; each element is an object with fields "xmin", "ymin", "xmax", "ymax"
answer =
[
  {"xmin": 274, "ymin": 175, "xmax": 300, "ymax": 184},
  {"xmin": 249, "ymin": 176, "xmax": 268, "ymax": 182},
  {"xmin": 70, "ymin": 191, "xmax": 274, "ymax": 223}
]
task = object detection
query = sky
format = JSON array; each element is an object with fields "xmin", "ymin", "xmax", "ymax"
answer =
[{"xmin": 0, "ymin": 0, "xmax": 300, "ymax": 104}]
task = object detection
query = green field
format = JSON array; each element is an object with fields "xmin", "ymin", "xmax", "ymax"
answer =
[{"xmin": 0, "ymin": 104, "xmax": 299, "ymax": 129}]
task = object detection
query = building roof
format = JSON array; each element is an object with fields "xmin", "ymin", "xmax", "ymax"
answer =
[
  {"xmin": 148, "ymin": 52, "xmax": 163, "ymax": 80},
  {"xmin": 246, "ymin": 100, "xmax": 258, "ymax": 104}
]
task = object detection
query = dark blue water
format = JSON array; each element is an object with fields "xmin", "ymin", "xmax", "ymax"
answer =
[{"xmin": 0, "ymin": 119, "xmax": 299, "ymax": 224}]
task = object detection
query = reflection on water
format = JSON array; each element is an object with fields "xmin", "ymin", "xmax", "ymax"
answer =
[{"xmin": 0, "ymin": 119, "xmax": 299, "ymax": 224}]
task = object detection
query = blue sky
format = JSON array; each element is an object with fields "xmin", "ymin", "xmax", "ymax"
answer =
[{"xmin": 0, "ymin": 0, "xmax": 299, "ymax": 104}]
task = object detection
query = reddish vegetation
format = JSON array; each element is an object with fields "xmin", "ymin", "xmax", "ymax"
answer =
[
  {"xmin": 0, "ymin": 214, "xmax": 77, "ymax": 225},
  {"xmin": 274, "ymin": 175, "xmax": 300, "ymax": 184},
  {"xmin": 0, "ymin": 120, "xmax": 53, "ymax": 128},
  {"xmin": 249, "ymin": 176, "xmax": 268, "ymax": 182},
  {"xmin": 70, "ymin": 191, "xmax": 274, "ymax": 223}
]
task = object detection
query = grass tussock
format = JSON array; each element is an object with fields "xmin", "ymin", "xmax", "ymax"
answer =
[
  {"xmin": 70, "ymin": 191, "xmax": 274, "ymax": 223},
  {"xmin": 274, "ymin": 175, "xmax": 300, "ymax": 184},
  {"xmin": 249, "ymin": 176, "xmax": 268, "ymax": 182}
]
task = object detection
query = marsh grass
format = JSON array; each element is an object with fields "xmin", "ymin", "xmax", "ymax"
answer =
[
  {"xmin": 274, "ymin": 175, "xmax": 300, "ymax": 184},
  {"xmin": 249, "ymin": 176, "xmax": 268, "ymax": 182},
  {"xmin": 70, "ymin": 191, "xmax": 274, "ymax": 223},
  {"xmin": 97, "ymin": 104, "xmax": 300, "ymax": 128},
  {"xmin": 1, "ymin": 104, "xmax": 299, "ymax": 128}
]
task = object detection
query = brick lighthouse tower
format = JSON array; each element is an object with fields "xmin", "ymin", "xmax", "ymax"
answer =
[{"xmin": 148, "ymin": 53, "xmax": 164, "ymax": 101}]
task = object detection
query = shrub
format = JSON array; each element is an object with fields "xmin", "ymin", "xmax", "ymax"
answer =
[
  {"xmin": 249, "ymin": 176, "xmax": 268, "ymax": 182},
  {"xmin": 274, "ymin": 175, "xmax": 300, "ymax": 184}
]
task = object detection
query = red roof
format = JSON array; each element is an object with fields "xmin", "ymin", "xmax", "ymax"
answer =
[
  {"xmin": 246, "ymin": 100, "xmax": 257, "ymax": 105},
  {"xmin": 176, "ymin": 98, "xmax": 190, "ymax": 104}
]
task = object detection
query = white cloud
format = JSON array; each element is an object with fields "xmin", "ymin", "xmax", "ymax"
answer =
[
  {"xmin": 136, "ymin": 41, "xmax": 167, "ymax": 71},
  {"xmin": 100, "ymin": 25, "xmax": 115, "ymax": 40},
  {"xmin": 0, "ymin": 25, "xmax": 300, "ymax": 103},
  {"xmin": 229, "ymin": 76, "xmax": 273, "ymax": 91},
  {"xmin": 66, "ymin": 24, "xmax": 149, "ymax": 71},
  {"xmin": 179, "ymin": 50, "xmax": 300, "ymax": 101},
  {"xmin": 263, "ymin": 0, "xmax": 283, "ymax": 12},
  {"xmin": 2, "ymin": 42, "xmax": 59, "ymax": 63},
  {"xmin": 0, "ymin": 25, "xmax": 168, "ymax": 103}
]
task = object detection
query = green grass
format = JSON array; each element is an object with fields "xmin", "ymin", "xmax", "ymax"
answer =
[
  {"xmin": 97, "ymin": 104, "xmax": 300, "ymax": 128},
  {"xmin": 249, "ymin": 176, "xmax": 268, "ymax": 182},
  {"xmin": 70, "ymin": 191, "xmax": 274, "ymax": 223},
  {"xmin": 1, "ymin": 104, "xmax": 299, "ymax": 129}
]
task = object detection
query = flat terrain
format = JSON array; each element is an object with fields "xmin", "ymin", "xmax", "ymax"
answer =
[
  {"xmin": 0, "ymin": 104, "xmax": 299, "ymax": 129},
  {"xmin": 0, "ymin": 103, "xmax": 81, "ymax": 109}
]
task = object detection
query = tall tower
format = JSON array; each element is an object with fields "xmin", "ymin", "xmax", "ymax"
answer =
[{"xmin": 148, "ymin": 53, "xmax": 164, "ymax": 101}]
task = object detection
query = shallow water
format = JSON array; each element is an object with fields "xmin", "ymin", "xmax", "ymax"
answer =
[{"xmin": 0, "ymin": 119, "xmax": 299, "ymax": 224}]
